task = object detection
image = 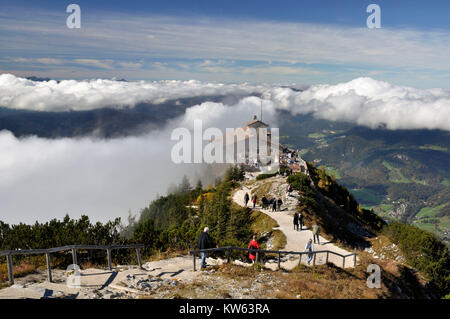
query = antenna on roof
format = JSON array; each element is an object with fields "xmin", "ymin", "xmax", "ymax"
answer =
[{"xmin": 260, "ymin": 99, "xmax": 263, "ymax": 122}]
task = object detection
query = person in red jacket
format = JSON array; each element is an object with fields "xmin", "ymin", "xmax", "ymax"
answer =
[{"xmin": 248, "ymin": 235, "xmax": 260, "ymax": 264}]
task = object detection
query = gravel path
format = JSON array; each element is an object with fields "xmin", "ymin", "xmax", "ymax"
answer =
[{"xmin": 232, "ymin": 176, "xmax": 355, "ymax": 270}]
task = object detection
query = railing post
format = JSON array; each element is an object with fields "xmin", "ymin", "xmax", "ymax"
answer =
[
  {"xmin": 278, "ymin": 253, "xmax": 281, "ymax": 270},
  {"xmin": 353, "ymin": 248, "xmax": 357, "ymax": 267},
  {"xmin": 71, "ymin": 247, "xmax": 78, "ymax": 266},
  {"xmin": 298, "ymin": 253, "xmax": 302, "ymax": 265},
  {"xmin": 313, "ymin": 252, "xmax": 316, "ymax": 266},
  {"xmin": 227, "ymin": 248, "xmax": 231, "ymax": 264},
  {"xmin": 193, "ymin": 252, "xmax": 196, "ymax": 271},
  {"xmin": 45, "ymin": 252, "xmax": 52, "ymax": 282},
  {"xmin": 255, "ymin": 251, "xmax": 259, "ymax": 265},
  {"xmin": 326, "ymin": 251, "xmax": 329, "ymax": 264},
  {"xmin": 107, "ymin": 248, "xmax": 112, "ymax": 271},
  {"xmin": 6, "ymin": 253, "xmax": 14, "ymax": 285},
  {"xmin": 342, "ymin": 256, "xmax": 345, "ymax": 268},
  {"xmin": 136, "ymin": 248, "xmax": 142, "ymax": 269}
]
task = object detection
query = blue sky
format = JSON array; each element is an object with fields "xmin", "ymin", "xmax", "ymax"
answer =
[{"xmin": 0, "ymin": 0, "xmax": 449, "ymax": 87}]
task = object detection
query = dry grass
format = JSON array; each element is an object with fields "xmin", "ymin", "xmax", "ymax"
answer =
[
  {"xmin": 0, "ymin": 260, "xmax": 40, "ymax": 284},
  {"xmin": 250, "ymin": 210, "xmax": 279, "ymax": 235},
  {"xmin": 141, "ymin": 256, "xmax": 431, "ymax": 299},
  {"xmin": 271, "ymin": 230, "xmax": 287, "ymax": 251},
  {"xmin": 251, "ymin": 181, "xmax": 274, "ymax": 200}
]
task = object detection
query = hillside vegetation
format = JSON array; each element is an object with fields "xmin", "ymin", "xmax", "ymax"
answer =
[{"xmin": 284, "ymin": 164, "xmax": 449, "ymax": 297}]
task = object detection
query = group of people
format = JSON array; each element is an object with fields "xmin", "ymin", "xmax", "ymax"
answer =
[
  {"xmin": 196, "ymin": 227, "xmax": 261, "ymax": 268},
  {"xmin": 244, "ymin": 192, "xmax": 283, "ymax": 212},
  {"xmin": 197, "ymin": 222, "xmax": 322, "ymax": 268},
  {"xmin": 244, "ymin": 192, "xmax": 259, "ymax": 209}
]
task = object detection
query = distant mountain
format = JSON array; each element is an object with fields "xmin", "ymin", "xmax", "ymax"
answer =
[
  {"xmin": 278, "ymin": 113, "xmax": 450, "ymax": 246},
  {"xmin": 0, "ymin": 94, "xmax": 245, "ymax": 138},
  {"xmin": 26, "ymin": 76, "xmax": 55, "ymax": 82}
]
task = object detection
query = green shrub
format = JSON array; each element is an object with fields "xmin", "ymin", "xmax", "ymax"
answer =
[
  {"xmin": 383, "ymin": 222, "xmax": 450, "ymax": 296},
  {"xmin": 256, "ymin": 172, "xmax": 278, "ymax": 180}
]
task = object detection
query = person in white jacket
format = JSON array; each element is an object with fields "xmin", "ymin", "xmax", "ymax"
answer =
[{"xmin": 305, "ymin": 239, "xmax": 314, "ymax": 265}]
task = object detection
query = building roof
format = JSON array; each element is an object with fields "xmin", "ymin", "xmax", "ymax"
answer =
[{"xmin": 245, "ymin": 119, "xmax": 269, "ymax": 128}]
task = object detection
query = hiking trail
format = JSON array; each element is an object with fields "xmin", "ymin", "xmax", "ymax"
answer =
[{"xmin": 232, "ymin": 174, "xmax": 354, "ymax": 270}]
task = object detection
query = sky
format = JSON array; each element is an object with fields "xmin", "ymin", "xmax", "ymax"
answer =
[{"xmin": 0, "ymin": 0, "xmax": 449, "ymax": 88}]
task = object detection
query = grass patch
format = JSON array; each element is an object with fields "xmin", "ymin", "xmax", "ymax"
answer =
[
  {"xmin": 271, "ymin": 230, "xmax": 287, "ymax": 251},
  {"xmin": 382, "ymin": 161, "xmax": 411, "ymax": 183},
  {"xmin": 250, "ymin": 209, "xmax": 286, "ymax": 251},
  {"xmin": 350, "ymin": 188, "xmax": 382, "ymax": 206},
  {"xmin": 251, "ymin": 181, "xmax": 274, "ymax": 200},
  {"xmin": 256, "ymin": 172, "xmax": 278, "ymax": 181},
  {"xmin": 297, "ymin": 149, "xmax": 309, "ymax": 157},
  {"xmin": 308, "ymin": 133, "xmax": 326, "ymax": 139},
  {"xmin": 441, "ymin": 179, "xmax": 450, "ymax": 187},
  {"xmin": 419, "ymin": 145, "xmax": 448, "ymax": 152},
  {"xmin": 0, "ymin": 261, "xmax": 40, "ymax": 284},
  {"xmin": 323, "ymin": 166, "xmax": 341, "ymax": 179},
  {"xmin": 250, "ymin": 210, "xmax": 279, "ymax": 235},
  {"xmin": 416, "ymin": 204, "xmax": 446, "ymax": 219}
]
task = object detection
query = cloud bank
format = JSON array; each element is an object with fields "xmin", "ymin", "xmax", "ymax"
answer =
[
  {"xmin": 1, "ymin": 74, "xmax": 449, "ymax": 131},
  {"xmin": 0, "ymin": 95, "xmax": 279, "ymax": 224},
  {"xmin": 0, "ymin": 73, "xmax": 264, "ymax": 111},
  {"xmin": 266, "ymin": 77, "xmax": 450, "ymax": 131}
]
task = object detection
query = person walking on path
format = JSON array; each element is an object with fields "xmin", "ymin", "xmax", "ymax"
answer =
[
  {"xmin": 293, "ymin": 212, "xmax": 299, "ymax": 231},
  {"xmin": 252, "ymin": 194, "xmax": 258, "ymax": 208},
  {"xmin": 312, "ymin": 224, "xmax": 320, "ymax": 244},
  {"xmin": 271, "ymin": 199, "xmax": 277, "ymax": 212},
  {"xmin": 197, "ymin": 227, "xmax": 218, "ymax": 269},
  {"xmin": 305, "ymin": 239, "xmax": 314, "ymax": 265},
  {"xmin": 277, "ymin": 198, "xmax": 283, "ymax": 211},
  {"xmin": 248, "ymin": 235, "xmax": 260, "ymax": 264},
  {"xmin": 261, "ymin": 196, "xmax": 268, "ymax": 209},
  {"xmin": 244, "ymin": 193, "xmax": 249, "ymax": 207},
  {"xmin": 298, "ymin": 212, "xmax": 304, "ymax": 231}
]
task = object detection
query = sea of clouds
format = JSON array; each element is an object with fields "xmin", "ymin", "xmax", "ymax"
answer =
[
  {"xmin": 1, "ymin": 74, "xmax": 449, "ymax": 130},
  {"xmin": 0, "ymin": 74, "xmax": 448, "ymax": 224}
]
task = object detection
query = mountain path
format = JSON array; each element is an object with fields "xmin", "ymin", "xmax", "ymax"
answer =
[{"xmin": 232, "ymin": 175, "xmax": 355, "ymax": 270}]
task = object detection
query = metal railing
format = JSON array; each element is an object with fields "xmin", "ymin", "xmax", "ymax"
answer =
[
  {"xmin": 190, "ymin": 246, "xmax": 357, "ymax": 271},
  {"xmin": 0, "ymin": 244, "xmax": 144, "ymax": 285}
]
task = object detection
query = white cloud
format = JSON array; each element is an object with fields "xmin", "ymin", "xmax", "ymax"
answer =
[
  {"xmin": 1, "ymin": 74, "xmax": 449, "ymax": 131},
  {"xmin": 0, "ymin": 74, "xmax": 265, "ymax": 111},
  {"xmin": 265, "ymin": 77, "xmax": 450, "ymax": 130}
]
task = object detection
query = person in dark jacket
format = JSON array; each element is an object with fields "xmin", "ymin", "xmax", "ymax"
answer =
[
  {"xmin": 197, "ymin": 227, "xmax": 218, "ymax": 268},
  {"xmin": 277, "ymin": 198, "xmax": 283, "ymax": 211},
  {"xmin": 271, "ymin": 199, "xmax": 277, "ymax": 212},
  {"xmin": 293, "ymin": 212, "xmax": 299, "ymax": 231},
  {"xmin": 244, "ymin": 193, "xmax": 249, "ymax": 207},
  {"xmin": 261, "ymin": 196, "xmax": 268, "ymax": 209}
]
